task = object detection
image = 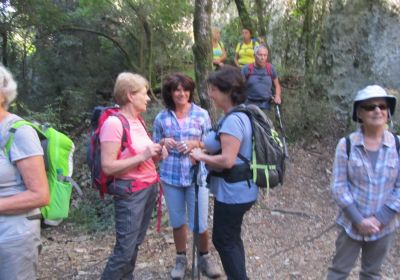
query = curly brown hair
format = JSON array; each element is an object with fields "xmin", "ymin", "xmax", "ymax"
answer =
[{"xmin": 161, "ymin": 73, "xmax": 195, "ymax": 110}]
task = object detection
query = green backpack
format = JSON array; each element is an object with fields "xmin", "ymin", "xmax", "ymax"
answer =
[{"xmin": 5, "ymin": 120, "xmax": 82, "ymax": 226}]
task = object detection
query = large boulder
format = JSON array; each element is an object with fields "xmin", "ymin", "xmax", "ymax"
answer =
[{"xmin": 317, "ymin": 0, "xmax": 400, "ymax": 118}]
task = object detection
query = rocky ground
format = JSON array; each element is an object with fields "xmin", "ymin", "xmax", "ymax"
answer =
[{"xmin": 37, "ymin": 142, "xmax": 400, "ymax": 280}]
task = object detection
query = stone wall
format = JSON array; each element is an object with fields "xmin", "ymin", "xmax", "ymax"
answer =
[{"xmin": 317, "ymin": 0, "xmax": 400, "ymax": 117}]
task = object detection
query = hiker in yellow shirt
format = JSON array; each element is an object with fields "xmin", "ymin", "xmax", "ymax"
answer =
[{"xmin": 234, "ymin": 27, "xmax": 259, "ymax": 68}]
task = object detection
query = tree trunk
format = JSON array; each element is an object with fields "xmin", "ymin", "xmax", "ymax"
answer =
[
  {"xmin": 193, "ymin": 0, "xmax": 217, "ymax": 122},
  {"xmin": 1, "ymin": 30, "xmax": 8, "ymax": 67},
  {"xmin": 302, "ymin": 0, "xmax": 315, "ymax": 73},
  {"xmin": 234, "ymin": 0, "xmax": 253, "ymax": 31},
  {"xmin": 254, "ymin": 0, "xmax": 273, "ymax": 57},
  {"xmin": 255, "ymin": 0, "xmax": 266, "ymax": 39}
]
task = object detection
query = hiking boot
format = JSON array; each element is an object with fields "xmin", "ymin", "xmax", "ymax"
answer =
[
  {"xmin": 199, "ymin": 254, "xmax": 222, "ymax": 279},
  {"xmin": 171, "ymin": 254, "xmax": 187, "ymax": 280}
]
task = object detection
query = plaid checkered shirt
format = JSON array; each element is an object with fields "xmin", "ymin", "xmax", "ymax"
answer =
[
  {"xmin": 331, "ymin": 129, "xmax": 400, "ymax": 241},
  {"xmin": 153, "ymin": 103, "xmax": 211, "ymax": 187}
]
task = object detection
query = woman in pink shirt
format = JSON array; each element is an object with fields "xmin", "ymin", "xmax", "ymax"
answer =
[{"xmin": 100, "ymin": 72, "xmax": 167, "ymax": 280}]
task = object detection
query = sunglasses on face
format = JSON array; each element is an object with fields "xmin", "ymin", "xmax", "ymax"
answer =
[{"xmin": 360, "ymin": 103, "xmax": 388, "ymax": 111}]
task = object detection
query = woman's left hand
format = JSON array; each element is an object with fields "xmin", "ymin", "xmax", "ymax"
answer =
[{"xmin": 161, "ymin": 145, "xmax": 168, "ymax": 160}]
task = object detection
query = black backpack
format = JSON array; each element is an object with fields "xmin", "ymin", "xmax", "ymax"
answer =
[{"xmin": 209, "ymin": 104, "xmax": 285, "ymax": 193}]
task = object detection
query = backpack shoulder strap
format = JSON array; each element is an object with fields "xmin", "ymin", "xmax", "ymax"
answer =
[
  {"xmin": 246, "ymin": 63, "xmax": 255, "ymax": 80},
  {"xmin": 345, "ymin": 135, "xmax": 351, "ymax": 159},
  {"xmin": 112, "ymin": 113, "xmax": 135, "ymax": 154},
  {"xmin": 266, "ymin": 63, "xmax": 272, "ymax": 78},
  {"xmin": 5, "ymin": 120, "xmax": 42, "ymax": 155},
  {"xmin": 224, "ymin": 106, "xmax": 252, "ymax": 163},
  {"xmin": 392, "ymin": 132, "xmax": 400, "ymax": 156},
  {"xmin": 214, "ymin": 106, "xmax": 243, "ymax": 140}
]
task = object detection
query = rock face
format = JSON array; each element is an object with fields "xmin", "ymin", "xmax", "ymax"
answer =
[{"xmin": 317, "ymin": 0, "xmax": 400, "ymax": 115}]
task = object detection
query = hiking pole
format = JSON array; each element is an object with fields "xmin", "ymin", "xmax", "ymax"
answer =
[
  {"xmin": 191, "ymin": 163, "xmax": 201, "ymax": 280},
  {"xmin": 274, "ymin": 104, "xmax": 289, "ymax": 158}
]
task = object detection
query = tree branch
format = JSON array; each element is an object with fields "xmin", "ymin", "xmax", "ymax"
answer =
[{"xmin": 58, "ymin": 26, "xmax": 139, "ymax": 72}]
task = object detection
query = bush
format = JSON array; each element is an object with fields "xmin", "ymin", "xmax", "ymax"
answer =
[
  {"xmin": 68, "ymin": 189, "xmax": 115, "ymax": 233},
  {"xmin": 281, "ymin": 85, "xmax": 345, "ymax": 143}
]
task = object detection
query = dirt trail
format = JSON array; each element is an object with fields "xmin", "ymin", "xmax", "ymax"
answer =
[{"xmin": 37, "ymin": 143, "xmax": 400, "ymax": 280}]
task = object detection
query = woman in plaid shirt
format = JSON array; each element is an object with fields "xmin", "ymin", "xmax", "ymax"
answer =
[
  {"xmin": 327, "ymin": 85, "xmax": 400, "ymax": 279},
  {"xmin": 153, "ymin": 73, "xmax": 221, "ymax": 279}
]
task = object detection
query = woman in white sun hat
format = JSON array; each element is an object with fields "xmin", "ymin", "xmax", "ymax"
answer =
[{"xmin": 327, "ymin": 85, "xmax": 400, "ymax": 279}]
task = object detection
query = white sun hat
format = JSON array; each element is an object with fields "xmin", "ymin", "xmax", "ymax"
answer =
[{"xmin": 352, "ymin": 85, "xmax": 396, "ymax": 122}]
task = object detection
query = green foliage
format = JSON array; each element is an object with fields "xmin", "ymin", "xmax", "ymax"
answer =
[
  {"xmin": 13, "ymin": 100, "xmax": 72, "ymax": 132},
  {"xmin": 68, "ymin": 190, "xmax": 115, "ymax": 233},
  {"xmin": 282, "ymin": 86, "xmax": 343, "ymax": 142},
  {"xmin": 219, "ymin": 18, "xmax": 245, "ymax": 65},
  {"xmin": 4, "ymin": 0, "xmax": 195, "ymax": 126},
  {"xmin": 143, "ymin": 102, "xmax": 164, "ymax": 135}
]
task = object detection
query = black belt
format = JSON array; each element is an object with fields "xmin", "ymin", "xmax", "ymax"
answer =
[
  {"xmin": 26, "ymin": 214, "xmax": 42, "ymax": 220},
  {"xmin": 248, "ymin": 97, "xmax": 271, "ymax": 102},
  {"xmin": 207, "ymin": 163, "xmax": 252, "ymax": 184}
]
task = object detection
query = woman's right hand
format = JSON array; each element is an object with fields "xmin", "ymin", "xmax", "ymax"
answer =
[
  {"xmin": 162, "ymin": 138, "xmax": 177, "ymax": 151},
  {"xmin": 143, "ymin": 143, "xmax": 163, "ymax": 160},
  {"xmin": 356, "ymin": 217, "xmax": 381, "ymax": 235}
]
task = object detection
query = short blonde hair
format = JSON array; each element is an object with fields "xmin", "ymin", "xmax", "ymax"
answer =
[
  {"xmin": 113, "ymin": 72, "xmax": 149, "ymax": 106},
  {"xmin": 212, "ymin": 27, "xmax": 220, "ymax": 40},
  {"xmin": 0, "ymin": 65, "xmax": 17, "ymax": 109}
]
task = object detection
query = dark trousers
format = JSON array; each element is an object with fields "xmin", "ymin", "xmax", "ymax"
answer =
[
  {"xmin": 212, "ymin": 199, "xmax": 254, "ymax": 280},
  {"xmin": 101, "ymin": 184, "xmax": 158, "ymax": 280},
  {"xmin": 326, "ymin": 229, "xmax": 394, "ymax": 280}
]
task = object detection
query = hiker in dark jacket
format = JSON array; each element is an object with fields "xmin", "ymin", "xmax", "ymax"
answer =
[
  {"xmin": 100, "ymin": 72, "xmax": 167, "ymax": 280},
  {"xmin": 327, "ymin": 85, "xmax": 400, "ymax": 279},
  {"xmin": 190, "ymin": 66, "xmax": 258, "ymax": 280},
  {"xmin": 241, "ymin": 45, "xmax": 282, "ymax": 111},
  {"xmin": 0, "ymin": 65, "xmax": 50, "ymax": 280}
]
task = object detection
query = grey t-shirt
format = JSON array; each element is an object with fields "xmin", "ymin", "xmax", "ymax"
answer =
[
  {"xmin": 0, "ymin": 114, "xmax": 44, "ymax": 197},
  {"xmin": 241, "ymin": 63, "xmax": 278, "ymax": 109},
  {"xmin": 204, "ymin": 112, "xmax": 258, "ymax": 203},
  {"xmin": 366, "ymin": 149, "xmax": 379, "ymax": 171}
]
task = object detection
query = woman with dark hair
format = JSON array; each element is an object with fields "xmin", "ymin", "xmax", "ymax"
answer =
[
  {"xmin": 153, "ymin": 73, "xmax": 221, "ymax": 280},
  {"xmin": 234, "ymin": 27, "xmax": 259, "ymax": 68},
  {"xmin": 190, "ymin": 66, "xmax": 258, "ymax": 280}
]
